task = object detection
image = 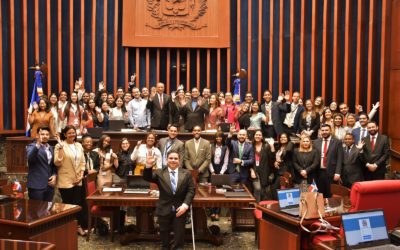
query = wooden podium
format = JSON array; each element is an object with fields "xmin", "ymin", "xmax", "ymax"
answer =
[{"xmin": 0, "ymin": 199, "xmax": 81, "ymax": 250}]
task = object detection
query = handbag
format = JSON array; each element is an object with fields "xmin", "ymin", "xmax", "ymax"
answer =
[{"xmin": 299, "ymin": 192, "xmax": 340, "ymax": 233}]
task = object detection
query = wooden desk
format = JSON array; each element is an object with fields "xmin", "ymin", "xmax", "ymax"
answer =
[
  {"xmin": 0, "ymin": 239, "xmax": 56, "ymax": 250},
  {"xmin": 0, "ymin": 199, "xmax": 81, "ymax": 250},
  {"xmin": 315, "ymin": 239, "xmax": 345, "ymax": 250},
  {"xmin": 87, "ymin": 184, "xmax": 256, "ymax": 246},
  {"xmin": 255, "ymin": 198, "xmax": 348, "ymax": 250}
]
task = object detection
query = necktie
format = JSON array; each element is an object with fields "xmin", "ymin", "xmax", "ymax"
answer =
[
  {"xmin": 236, "ymin": 143, "xmax": 244, "ymax": 172},
  {"xmin": 170, "ymin": 170, "xmax": 177, "ymax": 194},
  {"xmin": 371, "ymin": 136, "xmax": 375, "ymax": 152},
  {"xmin": 323, "ymin": 139, "xmax": 328, "ymax": 167},
  {"xmin": 361, "ymin": 128, "xmax": 366, "ymax": 140},
  {"xmin": 159, "ymin": 94, "xmax": 163, "ymax": 108},
  {"xmin": 162, "ymin": 141, "xmax": 172, "ymax": 167}
]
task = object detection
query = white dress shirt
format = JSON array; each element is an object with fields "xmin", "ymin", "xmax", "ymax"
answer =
[{"xmin": 127, "ymin": 98, "xmax": 151, "ymax": 127}]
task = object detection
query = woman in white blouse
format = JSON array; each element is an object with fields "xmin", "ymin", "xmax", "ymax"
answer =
[
  {"xmin": 109, "ymin": 96, "xmax": 128, "ymax": 121},
  {"xmin": 131, "ymin": 133, "xmax": 162, "ymax": 173}
]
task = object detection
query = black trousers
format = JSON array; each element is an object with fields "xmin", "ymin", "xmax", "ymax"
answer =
[
  {"xmin": 158, "ymin": 211, "xmax": 187, "ymax": 250},
  {"xmin": 283, "ymin": 124, "xmax": 296, "ymax": 136},
  {"xmin": 28, "ymin": 186, "xmax": 54, "ymax": 202},
  {"xmin": 262, "ymin": 124, "xmax": 277, "ymax": 139},
  {"xmin": 316, "ymin": 169, "xmax": 332, "ymax": 198},
  {"xmin": 59, "ymin": 185, "xmax": 88, "ymax": 229}
]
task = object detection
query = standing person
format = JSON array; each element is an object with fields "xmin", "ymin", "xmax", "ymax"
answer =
[
  {"xmin": 271, "ymin": 133, "xmax": 294, "ymax": 199},
  {"xmin": 59, "ymin": 92, "xmax": 84, "ymax": 135},
  {"xmin": 93, "ymin": 135, "xmax": 119, "ymax": 188},
  {"xmin": 158, "ymin": 125, "xmax": 185, "ymax": 169},
  {"xmin": 333, "ymin": 113, "xmax": 346, "ymax": 140},
  {"xmin": 184, "ymin": 126, "xmax": 211, "ymax": 183},
  {"xmin": 131, "ymin": 133, "xmax": 163, "ymax": 171},
  {"xmin": 251, "ymin": 130, "xmax": 275, "ymax": 202},
  {"xmin": 352, "ymin": 112, "xmax": 370, "ymax": 144},
  {"xmin": 109, "ymin": 96, "xmax": 128, "ymax": 121},
  {"xmin": 54, "ymin": 125, "xmax": 87, "ymax": 235},
  {"xmin": 26, "ymin": 127, "xmax": 57, "ymax": 201},
  {"xmin": 172, "ymin": 89, "xmax": 187, "ymax": 131},
  {"xmin": 81, "ymin": 134, "xmax": 100, "ymax": 176},
  {"xmin": 314, "ymin": 124, "xmax": 343, "ymax": 198},
  {"xmin": 57, "ymin": 91, "xmax": 68, "ymax": 132},
  {"xmin": 299, "ymin": 99, "xmax": 320, "ymax": 140},
  {"xmin": 143, "ymin": 150, "xmax": 195, "ymax": 250},
  {"xmin": 127, "ymin": 87, "xmax": 150, "ymax": 129},
  {"xmin": 181, "ymin": 87, "xmax": 209, "ymax": 131},
  {"xmin": 342, "ymin": 133, "xmax": 364, "ymax": 188},
  {"xmin": 49, "ymin": 93, "xmax": 60, "ymax": 134},
  {"xmin": 28, "ymin": 98, "xmax": 56, "ymax": 138},
  {"xmin": 205, "ymin": 93, "xmax": 224, "ymax": 130},
  {"xmin": 116, "ymin": 138, "xmax": 134, "ymax": 182},
  {"xmin": 283, "ymin": 91, "xmax": 304, "ymax": 135},
  {"xmin": 292, "ymin": 136, "xmax": 319, "ymax": 185},
  {"xmin": 260, "ymin": 90, "xmax": 277, "ymax": 138},
  {"xmin": 81, "ymin": 99, "xmax": 103, "ymax": 133},
  {"xmin": 249, "ymin": 102, "xmax": 267, "ymax": 130},
  {"xmin": 360, "ymin": 121, "xmax": 390, "ymax": 180},
  {"xmin": 226, "ymin": 126, "xmax": 255, "ymax": 186},
  {"xmin": 146, "ymin": 82, "xmax": 172, "ymax": 130},
  {"xmin": 221, "ymin": 92, "xmax": 237, "ymax": 125}
]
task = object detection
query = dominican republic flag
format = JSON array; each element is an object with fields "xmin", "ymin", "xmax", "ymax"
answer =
[
  {"xmin": 25, "ymin": 70, "xmax": 44, "ymax": 136},
  {"xmin": 233, "ymin": 78, "xmax": 241, "ymax": 104},
  {"xmin": 308, "ymin": 179, "xmax": 318, "ymax": 192}
]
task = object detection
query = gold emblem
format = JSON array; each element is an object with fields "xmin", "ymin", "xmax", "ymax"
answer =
[{"xmin": 146, "ymin": 0, "xmax": 208, "ymax": 30}]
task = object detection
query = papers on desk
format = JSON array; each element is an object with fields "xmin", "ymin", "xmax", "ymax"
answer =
[
  {"xmin": 120, "ymin": 129, "xmax": 135, "ymax": 133},
  {"xmin": 102, "ymin": 187, "xmax": 122, "ymax": 192}
]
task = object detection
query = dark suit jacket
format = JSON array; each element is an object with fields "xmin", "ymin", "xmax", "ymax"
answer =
[
  {"xmin": 260, "ymin": 101, "xmax": 288, "ymax": 135},
  {"xmin": 273, "ymin": 142, "xmax": 295, "ymax": 176},
  {"xmin": 158, "ymin": 137, "xmax": 185, "ymax": 167},
  {"xmin": 299, "ymin": 113, "xmax": 320, "ymax": 140},
  {"xmin": 360, "ymin": 134, "xmax": 390, "ymax": 180},
  {"xmin": 284, "ymin": 103, "xmax": 304, "ymax": 133},
  {"xmin": 180, "ymin": 101, "xmax": 209, "ymax": 131},
  {"xmin": 84, "ymin": 150, "xmax": 100, "ymax": 175},
  {"xmin": 292, "ymin": 149, "xmax": 319, "ymax": 184},
  {"xmin": 255, "ymin": 143, "xmax": 274, "ymax": 187},
  {"xmin": 143, "ymin": 167, "xmax": 195, "ymax": 216},
  {"xmin": 314, "ymin": 137, "xmax": 343, "ymax": 177},
  {"xmin": 352, "ymin": 127, "xmax": 369, "ymax": 144},
  {"xmin": 146, "ymin": 93, "xmax": 172, "ymax": 130},
  {"xmin": 225, "ymin": 137, "xmax": 255, "ymax": 179},
  {"xmin": 342, "ymin": 146, "xmax": 364, "ymax": 187},
  {"xmin": 26, "ymin": 143, "xmax": 57, "ymax": 189}
]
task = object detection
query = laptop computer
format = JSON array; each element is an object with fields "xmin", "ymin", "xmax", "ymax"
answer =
[
  {"xmin": 86, "ymin": 127, "xmax": 104, "ymax": 138},
  {"xmin": 124, "ymin": 175, "xmax": 150, "ymax": 194},
  {"xmin": 211, "ymin": 174, "xmax": 232, "ymax": 187},
  {"xmin": 342, "ymin": 209, "xmax": 400, "ymax": 249},
  {"xmin": 108, "ymin": 120, "xmax": 126, "ymax": 131},
  {"xmin": 277, "ymin": 188, "xmax": 301, "ymax": 217}
]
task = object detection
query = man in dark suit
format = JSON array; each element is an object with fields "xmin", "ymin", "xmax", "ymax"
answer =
[
  {"xmin": 158, "ymin": 125, "xmax": 185, "ymax": 169},
  {"xmin": 342, "ymin": 133, "xmax": 364, "ymax": 188},
  {"xmin": 226, "ymin": 125, "xmax": 255, "ymax": 186},
  {"xmin": 26, "ymin": 127, "xmax": 57, "ymax": 201},
  {"xmin": 181, "ymin": 87, "xmax": 209, "ymax": 131},
  {"xmin": 360, "ymin": 121, "xmax": 390, "ymax": 180},
  {"xmin": 283, "ymin": 91, "xmax": 304, "ymax": 135},
  {"xmin": 314, "ymin": 124, "xmax": 343, "ymax": 198},
  {"xmin": 184, "ymin": 126, "xmax": 211, "ymax": 183},
  {"xmin": 260, "ymin": 90, "xmax": 289, "ymax": 138},
  {"xmin": 352, "ymin": 112, "xmax": 369, "ymax": 144},
  {"xmin": 146, "ymin": 82, "xmax": 172, "ymax": 130},
  {"xmin": 143, "ymin": 150, "xmax": 195, "ymax": 250}
]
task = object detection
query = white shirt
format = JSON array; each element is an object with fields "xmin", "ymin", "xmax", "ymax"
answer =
[
  {"xmin": 131, "ymin": 144, "xmax": 162, "ymax": 169},
  {"xmin": 109, "ymin": 107, "xmax": 125, "ymax": 120},
  {"xmin": 209, "ymin": 146, "xmax": 230, "ymax": 174},
  {"xmin": 283, "ymin": 103, "xmax": 298, "ymax": 128},
  {"xmin": 264, "ymin": 102, "xmax": 273, "ymax": 125},
  {"xmin": 127, "ymin": 98, "xmax": 151, "ymax": 127}
]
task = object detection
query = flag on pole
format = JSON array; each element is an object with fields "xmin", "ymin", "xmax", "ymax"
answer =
[
  {"xmin": 308, "ymin": 179, "xmax": 318, "ymax": 192},
  {"xmin": 25, "ymin": 70, "xmax": 44, "ymax": 136},
  {"xmin": 233, "ymin": 78, "xmax": 241, "ymax": 104}
]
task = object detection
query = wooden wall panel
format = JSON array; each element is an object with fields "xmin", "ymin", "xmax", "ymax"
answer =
[{"xmin": 0, "ymin": 0, "xmax": 392, "ymax": 133}]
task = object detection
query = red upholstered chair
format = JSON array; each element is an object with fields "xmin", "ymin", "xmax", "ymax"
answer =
[
  {"xmin": 312, "ymin": 180, "xmax": 400, "ymax": 246},
  {"xmin": 85, "ymin": 172, "xmax": 120, "ymax": 242}
]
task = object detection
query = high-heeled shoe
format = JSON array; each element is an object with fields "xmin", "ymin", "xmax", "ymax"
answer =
[{"xmin": 77, "ymin": 227, "xmax": 87, "ymax": 236}]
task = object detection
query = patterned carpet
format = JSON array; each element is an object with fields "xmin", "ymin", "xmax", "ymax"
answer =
[{"xmin": 78, "ymin": 216, "xmax": 256, "ymax": 249}]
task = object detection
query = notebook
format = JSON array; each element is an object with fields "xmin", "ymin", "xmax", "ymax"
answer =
[
  {"xmin": 108, "ymin": 120, "xmax": 126, "ymax": 131},
  {"xmin": 342, "ymin": 209, "xmax": 400, "ymax": 249},
  {"xmin": 124, "ymin": 175, "xmax": 150, "ymax": 194},
  {"xmin": 277, "ymin": 188, "xmax": 301, "ymax": 217}
]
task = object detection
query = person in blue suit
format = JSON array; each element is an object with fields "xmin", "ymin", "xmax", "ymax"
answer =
[{"xmin": 26, "ymin": 126, "xmax": 57, "ymax": 201}]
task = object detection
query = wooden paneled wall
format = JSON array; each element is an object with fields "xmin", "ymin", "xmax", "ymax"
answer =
[{"xmin": 0, "ymin": 0, "xmax": 392, "ymax": 133}]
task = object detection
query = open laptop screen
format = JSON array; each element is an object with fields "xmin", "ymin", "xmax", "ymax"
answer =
[
  {"xmin": 342, "ymin": 210, "xmax": 389, "ymax": 247},
  {"xmin": 277, "ymin": 188, "xmax": 300, "ymax": 208}
]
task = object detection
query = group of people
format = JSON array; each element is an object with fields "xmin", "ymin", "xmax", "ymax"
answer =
[{"xmin": 26, "ymin": 79, "xmax": 390, "ymax": 248}]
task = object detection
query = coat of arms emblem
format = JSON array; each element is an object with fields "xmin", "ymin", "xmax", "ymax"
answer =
[{"xmin": 146, "ymin": 0, "xmax": 208, "ymax": 30}]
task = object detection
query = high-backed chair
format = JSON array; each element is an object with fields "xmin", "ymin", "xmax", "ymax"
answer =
[
  {"xmin": 312, "ymin": 180, "xmax": 400, "ymax": 246},
  {"xmin": 84, "ymin": 172, "xmax": 120, "ymax": 242}
]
